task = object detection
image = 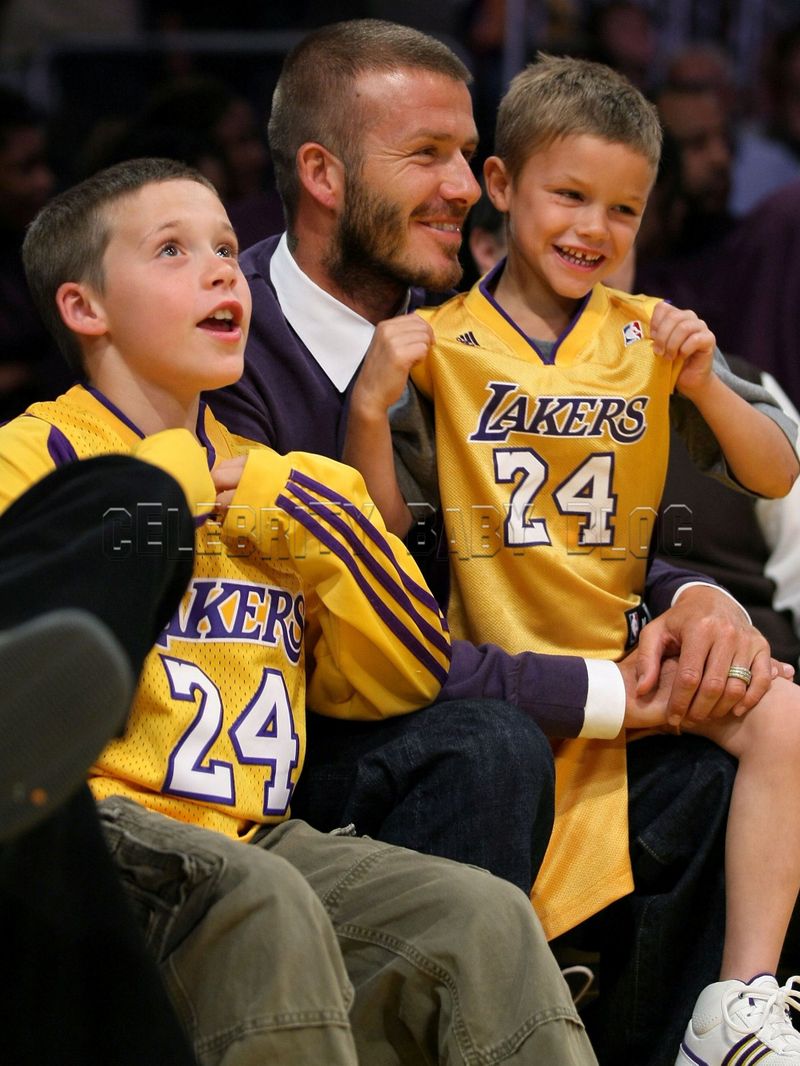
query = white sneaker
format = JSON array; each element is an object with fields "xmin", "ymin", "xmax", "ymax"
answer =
[{"xmin": 676, "ymin": 974, "xmax": 800, "ymax": 1065}]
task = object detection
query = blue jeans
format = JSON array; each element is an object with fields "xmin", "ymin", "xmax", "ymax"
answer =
[{"xmin": 290, "ymin": 698, "xmax": 555, "ymax": 893}]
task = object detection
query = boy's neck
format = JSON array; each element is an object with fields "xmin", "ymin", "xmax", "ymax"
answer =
[
  {"xmin": 492, "ymin": 261, "xmax": 582, "ymax": 342},
  {"xmin": 89, "ymin": 363, "xmax": 202, "ymax": 439}
]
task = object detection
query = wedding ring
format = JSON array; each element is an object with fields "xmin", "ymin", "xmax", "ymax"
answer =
[{"xmin": 727, "ymin": 665, "xmax": 753, "ymax": 686}]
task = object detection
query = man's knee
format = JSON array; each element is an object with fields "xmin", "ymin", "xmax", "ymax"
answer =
[{"xmin": 432, "ymin": 698, "xmax": 553, "ymax": 772}]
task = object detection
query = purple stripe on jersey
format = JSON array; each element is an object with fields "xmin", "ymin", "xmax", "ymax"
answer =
[
  {"xmin": 285, "ymin": 474, "xmax": 450, "ymax": 660},
  {"xmin": 276, "ymin": 491, "xmax": 448, "ymax": 686},
  {"xmin": 85, "ymin": 385, "xmax": 145, "ymax": 438},
  {"xmin": 196, "ymin": 401, "xmax": 216, "ymax": 469},
  {"xmin": 45, "ymin": 423, "xmax": 79, "ymax": 466},
  {"xmin": 678, "ymin": 1042, "xmax": 707, "ymax": 1066},
  {"xmin": 288, "ymin": 467, "xmax": 443, "ymax": 614},
  {"xmin": 478, "ymin": 257, "xmax": 591, "ymax": 365}
]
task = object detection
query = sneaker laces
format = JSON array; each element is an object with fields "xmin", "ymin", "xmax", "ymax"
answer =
[{"xmin": 721, "ymin": 976, "xmax": 800, "ymax": 1052}]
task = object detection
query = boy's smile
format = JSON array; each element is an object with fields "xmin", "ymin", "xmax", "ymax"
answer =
[{"xmin": 485, "ymin": 133, "xmax": 654, "ymax": 331}]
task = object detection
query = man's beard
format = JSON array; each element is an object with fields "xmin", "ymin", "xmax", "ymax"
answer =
[{"xmin": 325, "ymin": 171, "xmax": 464, "ymax": 306}]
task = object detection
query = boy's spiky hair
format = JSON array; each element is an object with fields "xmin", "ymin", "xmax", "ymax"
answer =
[
  {"xmin": 23, "ymin": 157, "xmax": 216, "ymax": 373},
  {"xmin": 495, "ymin": 53, "xmax": 662, "ymax": 181}
]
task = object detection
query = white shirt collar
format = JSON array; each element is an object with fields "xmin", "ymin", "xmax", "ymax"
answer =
[{"xmin": 270, "ymin": 232, "xmax": 409, "ymax": 392}]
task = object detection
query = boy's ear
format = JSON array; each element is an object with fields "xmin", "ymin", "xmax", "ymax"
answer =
[
  {"xmin": 483, "ymin": 156, "xmax": 512, "ymax": 213},
  {"xmin": 296, "ymin": 142, "xmax": 345, "ymax": 211},
  {"xmin": 55, "ymin": 282, "xmax": 108, "ymax": 338}
]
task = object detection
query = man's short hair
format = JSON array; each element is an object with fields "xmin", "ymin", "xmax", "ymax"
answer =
[
  {"xmin": 22, "ymin": 157, "xmax": 216, "ymax": 373},
  {"xmin": 268, "ymin": 18, "xmax": 471, "ymax": 230},
  {"xmin": 495, "ymin": 53, "xmax": 662, "ymax": 181}
]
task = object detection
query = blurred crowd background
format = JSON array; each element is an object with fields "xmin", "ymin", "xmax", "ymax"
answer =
[{"xmin": 2, "ymin": 0, "xmax": 800, "ymax": 415}]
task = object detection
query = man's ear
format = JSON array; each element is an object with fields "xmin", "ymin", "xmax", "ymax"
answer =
[
  {"xmin": 55, "ymin": 282, "xmax": 108, "ymax": 338},
  {"xmin": 483, "ymin": 156, "xmax": 512, "ymax": 213},
  {"xmin": 296, "ymin": 142, "xmax": 345, "ymax": 211}
]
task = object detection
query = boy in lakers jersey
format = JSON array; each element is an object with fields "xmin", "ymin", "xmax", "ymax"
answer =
[
  {"xmin": 0, "ymin": 157, "xmax": 595, "ymax": 1066},
  {"xmin": 344, "ymin": 56, "xmax": 800, "ymax": 1066}
]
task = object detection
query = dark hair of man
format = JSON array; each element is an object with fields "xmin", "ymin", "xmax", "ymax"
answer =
[
  {"xmin": 22, "ymin": 157, "xmax": 216, "ymax": 374},
  {"xmin": 268, "ymin": 18, "xmax": 472, "ymax": 232}
]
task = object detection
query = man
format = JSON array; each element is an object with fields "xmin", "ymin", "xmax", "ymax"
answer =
[{"xmin": 209, "ymin": 20, "xmax": 790, "ymax": 1065}]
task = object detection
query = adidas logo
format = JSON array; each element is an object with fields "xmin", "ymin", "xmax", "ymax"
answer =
[{"xmin": 456, "ymin": 330, "xmax": 480, "ymax": 347}]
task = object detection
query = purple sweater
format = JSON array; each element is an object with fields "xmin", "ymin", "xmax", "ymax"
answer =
[{"xmin": 209, "ymin": 234, "xmax": 711, "ymax": 738}]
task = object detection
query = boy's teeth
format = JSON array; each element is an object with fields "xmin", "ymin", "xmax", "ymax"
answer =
[
  {"xmin": 211, "ymin": 309, "xmax": 233, "ymax": 320},
  {"xmin": 562, "ymin": 248, "xmax": 600, "ymax": 263}
]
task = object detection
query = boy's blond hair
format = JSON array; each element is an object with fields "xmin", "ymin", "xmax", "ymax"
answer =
[
  {"xmin": 495, "ymin": 53, "xmax": 662, "ymax": 181},
  {"xmin": 22, "ymin": 157, "xmax": 216, "ymax": 373}
]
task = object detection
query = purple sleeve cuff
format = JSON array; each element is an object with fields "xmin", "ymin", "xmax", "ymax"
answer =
[
  {"xmin": 645, "ymin": 556, "xmax": 719, "ymax": 617},
  {"xmin": 441, "ymin": 639, "xmax": 589, "ymax": 737}
]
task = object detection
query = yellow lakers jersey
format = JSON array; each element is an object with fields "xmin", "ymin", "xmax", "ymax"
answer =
[
  {"xmin": 0, "ymin": 386, "xmax": 450, "ymax": 840},
  {"xmin": 415, "ymin": 281, "xmax": 683, "ymax": 938},
  {"xmin": 415, "ymin": 282, "xmax": 682, "ymax": 660}
]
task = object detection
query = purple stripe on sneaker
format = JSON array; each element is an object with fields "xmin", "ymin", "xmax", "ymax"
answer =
[
  {"xmin": 723, "ymin": 1035, "xmax": 760, "ymax": 1066},
  {"xmin": 722, "ymin": 1035, "xmax": 751, "ymax": 1065},
  {"xmin": 679, "ymin": 1041, "xmax": 708, "ymax": 1065},
  {"xmin": 745, "ymin": 1045, "xmax": 772, "ymax": 1065}
]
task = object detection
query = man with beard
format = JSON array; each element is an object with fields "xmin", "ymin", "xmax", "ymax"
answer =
[{"xmin": 209, "ymin": 22, "xmax": 789, "ymax": 1064}]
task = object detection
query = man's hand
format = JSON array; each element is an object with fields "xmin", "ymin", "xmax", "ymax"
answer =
[
  {"xmin": 634, "ymin": 584, "xmax": 793, "ymax": 725},
  {"xmin": 211, "ymin": 454, "xmax": 248, "ymax": 512},
  {"xmin": 650, "ymin": 301, "xmax": 716, "ymax": 398},
  {"xmin": 351, "ymin": 314, "xmax": 433, "ymax": 419}
]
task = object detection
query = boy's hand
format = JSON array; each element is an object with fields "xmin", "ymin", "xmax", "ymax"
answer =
[
  {"xmin": 352, "ymin": 314, "xmax": 433, "ymax": 419},
  {"xmin": 211, "ymin": 454, "xmax": 248, "ymax": 511},
  {"xmin": 650, "ymin": 301, "xmax": 716, "ymax": 398},
  {"xmin": 619, "ymin": 652, "xmax": 680, "ymax": 730}
]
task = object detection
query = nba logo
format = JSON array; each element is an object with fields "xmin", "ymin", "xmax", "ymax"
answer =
[{"xmin": 622, "ymin": 320, "xmax": 644, "ymax": 346}]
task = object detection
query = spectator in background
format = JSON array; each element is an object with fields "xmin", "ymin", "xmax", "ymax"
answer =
[
  {"xmin": 652, "ymin": 81, "xmax": 735, "ymax": 253},
  {"xmin": 582, "ymin": 0, "xmax": 660, "ymax": 92},
  {"xmin": 665, "ymin": 38, "xmax": 800, "ymax": 216},
  {"xmin": 637, "ymin": 83, "xmax": 800, "ymax": 413},
  {"xmin": 0, "ymin": 86, "xmax": 73, "ymax": 420},
  {"xmin": 83, "ymin": 75, "xmax": 283, "ymax": 250}
]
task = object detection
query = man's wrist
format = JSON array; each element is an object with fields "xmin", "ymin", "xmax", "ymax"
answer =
[{"xmin": 671, "ymin": 580, "xmax": 752, "ymax": 624}]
